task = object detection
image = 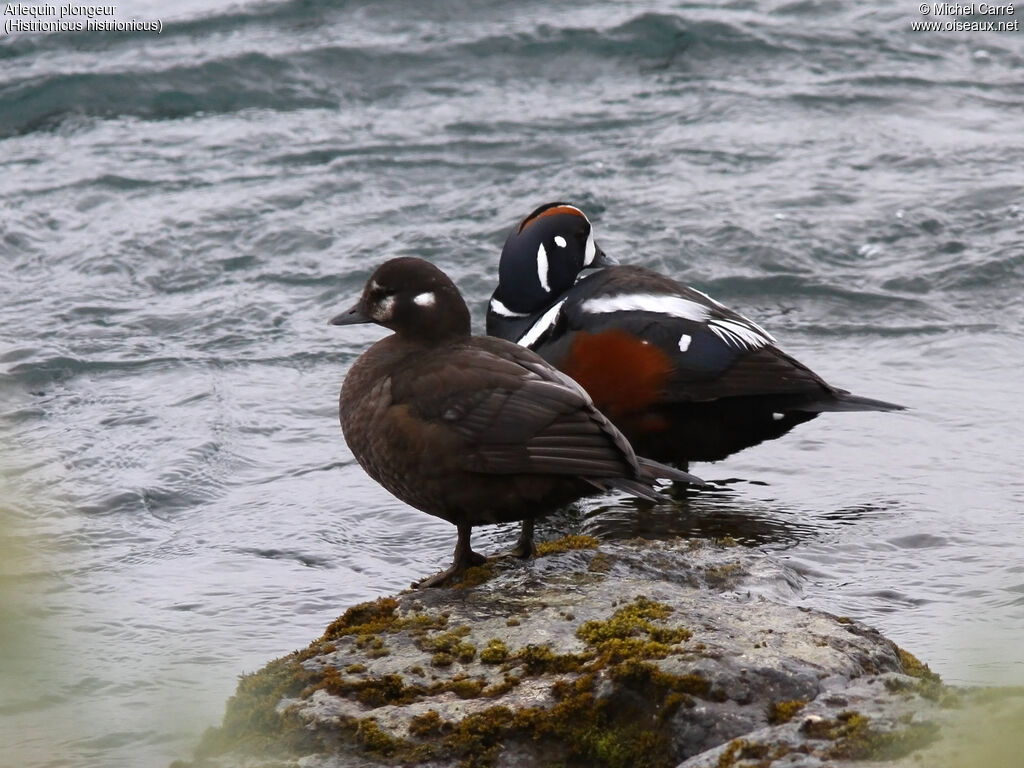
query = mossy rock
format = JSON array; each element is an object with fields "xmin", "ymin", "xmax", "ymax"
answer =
[{"xmin": 179, "ymin": 539, "xmax": 965, "ymax": 768}]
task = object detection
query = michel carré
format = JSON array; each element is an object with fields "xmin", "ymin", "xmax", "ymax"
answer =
[{"xmin": 930, "ymin": 2, "xmax": 1015, "ymax": 13}]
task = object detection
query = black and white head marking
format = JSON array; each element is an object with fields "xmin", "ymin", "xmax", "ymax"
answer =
[
  {"xmin": 367, "ymin": 279, "xmax": 396, "ymax": 321},
  {"xmin": 337, "ymin": 257, "xmax": 472, "ymax": 343},
  {"xmin": 536, "ymin": 243, "xmax": 550, "ymax": 292},
  {"xmin": 581, "ymin": 219, "xmax": 598, "ymax": 267},
  {"xmin": 493, "ymin": 203, "xmax": 603, "ymax": 319},
  {"xmin": 413, "ymin": 291, "xmax": 436, "ymax": 307}
]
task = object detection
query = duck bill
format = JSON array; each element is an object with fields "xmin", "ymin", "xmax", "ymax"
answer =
[
  {"xmin": 329, "ymin": 304, "xmax": 371, "ymax": 326},
  {"xmin": 591, "ymin": 245, "xmax": 616, "ymax": 268}
]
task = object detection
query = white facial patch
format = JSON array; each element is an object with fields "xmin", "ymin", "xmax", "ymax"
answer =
[
  {"xmin": 536, "ymin": 243, "xmax": 550, "ymax": 292},
  {"xmin": 517, "ymin": 298, "xmax": 566, "ymax": 348},
  {"xmin": 677, "ymin": 333, "xmax": 691, "ymax": 352},
  {"xmin": 554, "ymin": 235, "xmax": 567, "ymax": 248},
  {"xmin": 581, "ymin": 293, "xmax": 773, "ymax": 351},
  {"xmin": 413, "ymin": 291, "xmax": 435, "ymax": 307},
  {"xmin": 582, "ymin": 229, "xmax": 597, "ymax": 266},
  {"xmin": 489, "ymin": 297, "xmax": 528, "ymax": 318},
  {"xmin": 772, "ymin": 412, "xmax": 785, "ymax": 421},
  {"xmin": 371, "ymin": 294, "xmax": 395, "ymax": 321}
]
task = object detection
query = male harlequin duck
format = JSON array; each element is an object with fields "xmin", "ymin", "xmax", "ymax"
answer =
[
  {"xmin": 331, "ymin": 257, "xmax": 703, "ymax": 588},
  {"xmin": 486, "ymin": 202, "xmax": 905, "ymax": 467}
]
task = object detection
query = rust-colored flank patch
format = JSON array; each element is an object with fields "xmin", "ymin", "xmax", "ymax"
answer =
[{"xmin": 561, "ymin": 329, "xmax": 672, "ymax": 427}]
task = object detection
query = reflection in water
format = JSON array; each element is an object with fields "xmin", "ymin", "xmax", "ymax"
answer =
[{"xmin": 531, "ymin": 481, "xmax": 822, "ymax": 549}]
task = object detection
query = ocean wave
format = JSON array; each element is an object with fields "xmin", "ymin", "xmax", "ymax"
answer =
[
  {"xmin": 0, "ymin": 52, "xmax": 335, "ymax": 138},
  {"xmin": 0, "ymin": 9, "xmax": 804, "ymax": 138}
]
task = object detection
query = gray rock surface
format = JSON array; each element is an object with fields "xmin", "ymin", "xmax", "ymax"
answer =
[{"xmin": 174, "ymin": 538, "xmax": 1007, "ymax": 768}]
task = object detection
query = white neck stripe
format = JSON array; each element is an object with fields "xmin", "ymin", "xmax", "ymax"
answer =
[
  {"xmin": 489, "ymin": 297, "xmax": 529, "ymax": 318},
  {"xmin": 517, "ymin": 298, "xmax": 566, "ymax": 348}
]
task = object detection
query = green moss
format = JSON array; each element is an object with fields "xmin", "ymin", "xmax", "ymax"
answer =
[
  {"xmin": 353, "ymin": 718, "xmax": 403, "ymax": 757},
  {"xmin": 409, "ymin": 709, "xmax": 447, "ymax": 738},
  {"xmin": 536, "ymin": 535, "xmax": 601, "ymax": 556},
  {"xmin": 201, "ymin": 596, "xmax": 701, "ymax": 768},
  {"xmin": 448, "ymin": 676, "xmax": 487, "ymax": 699},
  {"xmin": 802, "ymin": 710, "xmax": 939, "ymax": 761},
  {"xmin": 702, "ymin": 561, "xmax": 744, "ymax": 587},
  {"xmin": 193, "ymin": 652, "xmax": 321, "ymax": 760},
  {"xmin": 801, "ymin": 715, "xmax": 836, "ymax": 740},
  {"xmin": 885, "ymin": 674, "xmax": 959, "ymax": 708},
  {"xmin": 441, "ymin": 705, "xmax": 515, "ymax": 768},
  {"xmin": 611, "ymin": 658, "xmax": 708, "ymax": 697},
  {"xmin": 452, "ymin": 562, "xmax": 499, "ymax": 589},
  {"xmin": 417, "ymin": 626, "xmax": 476, "ymax": 663},
  {"xmin": 480, "ymin": 639, "xmax": 509, "ymax": 664},
  {"xmin": 512, "ymin": 643, "xmax": 586, "ymax": 674},
  {"xmin": 895, "ymin": 645, "xmax": 941, "ymax": 682},
  {"xmin": 835, "ymin": 616, "xmax": 853, "ymax": 624},
  {"xmin": 576, "ymin": 596, "xmax": 691, "ymax": 663},
  {"xmin": 481, "ymin": 673, "xmax": 521, "ymax": 698},
  {"xmin": 429, "ymin": 598, "xmax": 700, "ymax": 767},
  {"xmin": 322, "ymin": 597, "xmax": 399, "ymax": 640},
  {"xmin": 355, "ymin": 634, "xmax": 389, "ymax": 658},
  {"xmin": 321, "ymin": 597, "xmax": 447, "ymax": 642},
  {"xmin": 824, "ymin": 710, "xmax": 939, "ymax": 760},
  {"xmin": 313, "ymin": 664, "xmax": 492, "ymax": 708},
  {"xmin": 716, "ymin": 738, "xmax": 771, "ymax": 768},
  {"xmin": 322, "ymin": 670, "xmax": 414, "ymax": 708},
  {"xmin": 766, "ymin": 699, "xmax": 806, "ymax": 724}
]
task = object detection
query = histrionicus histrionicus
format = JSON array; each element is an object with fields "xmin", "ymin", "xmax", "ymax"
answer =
[
  {"xmin": 331, "ymin": 256, "xmax": 704, "ymax": 588},
  {"xmin": 486, "ymin": 202, "xmax": 905, "ymax": 467}
]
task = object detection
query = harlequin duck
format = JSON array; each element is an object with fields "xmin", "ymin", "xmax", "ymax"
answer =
[
  {"xmin": 486, "ymin": 202, "xmax": 905, "ymax": 467},
  {"xmin": 331, "ymin": 257, "xmax": 704, "ymax": 588}
]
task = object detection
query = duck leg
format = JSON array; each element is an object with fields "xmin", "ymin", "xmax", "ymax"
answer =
[
  {"xmin": 413, "ymin": 523, "xmax": 487, "ymax": 588},
  {"xmin": 491, "ymin": 518, "xmax": 537, "ymax": 561},
  {"xmin": 510, "ymin": 518, "xmax": 538, "ymax": 558}
]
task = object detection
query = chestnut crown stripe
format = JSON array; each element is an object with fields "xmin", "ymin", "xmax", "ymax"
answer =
[{"xmin": 518, "ymin": 203, "xmax": 587, "ymax": 233}]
